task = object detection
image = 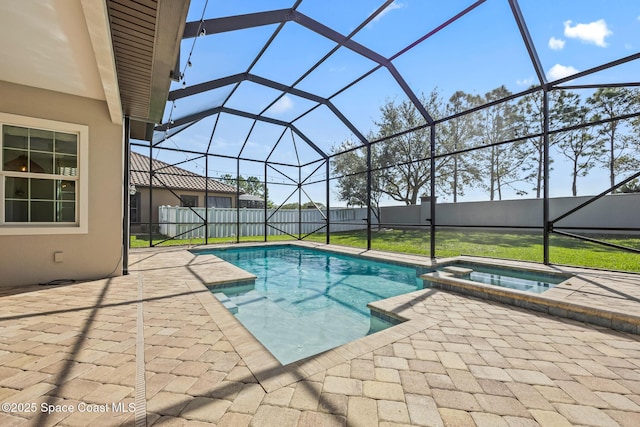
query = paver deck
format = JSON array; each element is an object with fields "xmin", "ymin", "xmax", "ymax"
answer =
[{"xmin": 1, "ymin": 242, "xmax": 639, "ymax": 426}]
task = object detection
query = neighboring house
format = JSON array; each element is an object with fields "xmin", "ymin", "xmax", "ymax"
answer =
[
  {"xmin": 238, "ymin": 194, "xmax": 266, "ymax": 209},
  {"xmin": 129, "ymin": 152, "xmax": 239, "ymax": 232},
  {"xmin": 0, "ymin": 1, "xmax": 189, "ymax": 286}
]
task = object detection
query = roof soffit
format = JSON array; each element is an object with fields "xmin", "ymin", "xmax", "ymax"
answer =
[
  {"xmin": 0, "ymin": 1, "xmax": 106, "ymax": 102},
  {"xmin": 107, "ymin": 0, "xmax": 190, "ymax": 133}
]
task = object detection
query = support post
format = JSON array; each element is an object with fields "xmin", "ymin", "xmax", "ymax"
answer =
[
  {"xmin": 264, "ymin": 161, "xmax": 268, "ymax": 242},
  {"xmin": 122, "ymin": 117, "xmax": 130, "ymax": 275},
  {"xmin": 205, "ymin": 155, "xmax": 209, "ymax": 245},
  {"xmin": 366, "ymin": 144, "xmax": 372, "ymax": 250},
  {"xmin": 326, "ymin": 160, "xmax": 330, "ymax": 245},
  {"xmin": 148, "ymin": 141, "xmax": 153, "ymax": 247},
  {"xmin": 236, "ymin": 158, "xmax": 240, "ymax": 243},
  {"xmin": 429, "ymin": 125, "xmax": 436, "ymax": 259},
  {"xmin": 298, "ymin": 167, "xmax": 302, "ymax": 239},
  {"xmin": 543, "ymin": 88, "xmax": 550, "ymax": 264}
]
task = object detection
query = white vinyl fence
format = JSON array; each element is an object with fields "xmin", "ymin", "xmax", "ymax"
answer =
[
  {"xmin": 159, "ymin": 193, "xmax": 639, "ymax": 240},
  {"xmin": 158, "ymin": 206, "xmax": 371, "ymax": 239},
  {"xmin": 379, "ymin": 193, "xmax": 640, "ymax": 233}
]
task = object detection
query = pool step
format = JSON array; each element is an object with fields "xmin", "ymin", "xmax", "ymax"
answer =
[
  {"xmin": 442, "ymin": 266, "xmax": 473, "ymax": 277},
  {"xmin": 213, "ymin": 293, "xmax": 238, "ymax": 314}
]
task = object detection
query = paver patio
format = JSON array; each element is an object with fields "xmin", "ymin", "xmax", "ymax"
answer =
[{"xmin": 1, "ymin": 243, "xmax": 640, "ymax": 426}]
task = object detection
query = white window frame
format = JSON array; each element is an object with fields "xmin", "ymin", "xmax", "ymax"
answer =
[{"xmin": 0, "ymin": 112, "xmax": 89, "ymax": 235}]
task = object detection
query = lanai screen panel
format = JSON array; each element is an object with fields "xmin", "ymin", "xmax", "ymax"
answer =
[
  {"xmin": 261, "ymin": 94, "xmax": 322, "ymax": 124},
  {"xmin": 296, "ymin": 0, "xmax": 381, "ymax": 35},
  {"xmin": 165, "ymin": 86, "xmax": 234, "ymax": 124},
  {"xmin": 293, "ymin": 104, "xmax": 364, "ymax": 156},
  {"xmin": 267, "ymin": 129, "xmax": 325, "ymax": 166},
  {"xmin": 295, "ymin": 46, "xmax": 379, "ymax": 99},
  {"xmin": 392, "ymin": 0, "xmax": 540, "ymax": 114},
  {"xmin": 250, "ymin": 22, "xmax": 339, "ymax": 86},
  {"xmin": 179, "ymin": 24, "xmax": 279, "ymax": 90},
  {"xmin": 352, "ymin": 0, "xmax": 481, "ymax": 58},
  {"xmin": 159, "ymin": 0, "xmax": 640, "ymax": 163},
  {"xmin": 518, "ymin": 0, "xmax": 640, "ymax": 83},
  {"xmin": 331, "ymin": 67, "xmax": 419, "ymax": 139},
  {"xmin": 137, "ymin": 0, "xmax": 640, "ymax": 269},
  {"xmin": 224, "ymin": 82, "xmax": 293, "ymax": 116}
]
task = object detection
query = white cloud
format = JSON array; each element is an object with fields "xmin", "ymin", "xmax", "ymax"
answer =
[
  {"xmin": 371, "ymin": 1, "xmax": 404, "ymax": 24},
  {"xmin": 245, "ymin": 140, "xmax": 273, "ymax": 154},
  {"xmin": 548, "ymin": 64, "xmax": 579, "ymax": 80},
  {"xmin": 548, "ymin": 37, "xmax": 565, "ymax": 50},
  {"xmin": 328, "ymin": 66, "xmax": 347, "ymax": 73},
  {"xmin": 267, "ymin": 95, "xmax": 293, "ymax": 114},
  {"xmin": 563, "ymin": 19, "xmax": 612, "ymax": 47},
  {"xmin": 516, "ymin": 77, "xmax": 534, "ymax": 86}
]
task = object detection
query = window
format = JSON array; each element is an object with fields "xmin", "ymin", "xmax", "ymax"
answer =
[
  {"xmin": 207, "ymin": 196, "xmax": 232, "ymax": 208},
  {"xmin": 130, "ymin": 192, "xmax": 141, "ymax": 223},
  {"xmin": 1, "ymin": 113, "xmax": 88, "ymax": 235},
  {"xmin": 181, "ymin": 195, "xmax": 198, "ymax": 208}
]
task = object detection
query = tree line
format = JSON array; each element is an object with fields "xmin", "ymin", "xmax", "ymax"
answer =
[
  {"xmin": 219, "ymin": 174, "xmax": 326, "ymax": 209},
  {"xmin": 332, "ymin": 86, "xmax": 640, "ymax": 217}
]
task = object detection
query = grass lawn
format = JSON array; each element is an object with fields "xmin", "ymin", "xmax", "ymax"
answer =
[{"xmin": 131, "ymin": 228, "xmax": 640, "ymax": 272}]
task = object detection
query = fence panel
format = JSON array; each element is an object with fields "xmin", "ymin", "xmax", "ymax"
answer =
[
  {"xmin": 157, "ymin": 206, "xmax": 370, "ymax": 239},
  {"xmin": 158, "ymin": 195, "xmax": 639, "ymax": 239}
]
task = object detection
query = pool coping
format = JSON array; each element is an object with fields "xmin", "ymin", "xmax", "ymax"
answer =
[
  {"xmin": 188, "ymin": 277, "xmax": 439, "ymax": 393},
  {"xmin": 185, "ymin": 241, "xmax": 640, "ymax": 392},
  {"xmin": 422, "ymin": 266, "xmax": 640, "ymax": 335}
]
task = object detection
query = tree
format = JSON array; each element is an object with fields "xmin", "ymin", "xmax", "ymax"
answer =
[
  {"xmin": 479, "ymin": 86, "xmax": 533, "ymax": 200},
  {"xmin": 331, "ymin": 140, "xmax": 384, "ymax": 225},
  {"xmin": 279, "ymin": 201, "xmax": 327, "ymax": 210},
  {"xmin": 220, "ymin": 173, "xmax": 270, "ymax": 203},
  {"xmin": 220, "ymin": 174, "xmax": 238, "ymax": 190},
  {"xmin": 241, "ymin": 176, "xmax": 263, "ymax": 197},
  {"xmin": 439, "ymin": 91, "xmax": 483, "ymax": 202},
  {"xmin": 374, "ymin": 89, "xmax": 444, "ymax": 205},
  {"xmin": 614, "ymin": 178, "xmax": 640, "ymax": 193},
  {"xmin": 587, "ymin": 87, "xmax": 640, "ymax": 191},
  {"xmin": 627, "ymin": 112, "xmax": 640, "ymax": 180},
  {"xmin": 515, "ymin": 89, "xmax": 562, "ymax": 198},
  {"xmin": 551, "ymin": 90, "xmax": 602, "ymax": 196}
]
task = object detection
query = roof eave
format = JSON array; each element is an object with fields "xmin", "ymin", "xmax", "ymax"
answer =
[
  {"xmin": 81, "ymin": 0, "xmax": 122, "ymax": 125},
  {"xmin": 147, "ymin": 0, "xmax": 190, "ymax": 123},
  {"xmin": 107, "ymin": 0, "xmax": 191, "ymax": 140}
]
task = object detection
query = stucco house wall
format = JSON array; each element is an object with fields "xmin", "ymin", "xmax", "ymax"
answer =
[{"xmin": 0, "ymin": 81, "xmax": 123, "ymax": 286}]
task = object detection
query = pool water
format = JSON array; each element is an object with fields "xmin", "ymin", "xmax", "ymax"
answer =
[
  {"xmin": 198, "ymin": 246, "xmax": 421, "ymax": 364},
  {"xmin": 436, "ymin": 262, "xmax": 567, "ymax": 293}
]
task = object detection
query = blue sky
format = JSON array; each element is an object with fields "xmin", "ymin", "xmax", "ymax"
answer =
[{"xmin": 136, "ymin": 0, "xmax": 640, "ymax": 206}]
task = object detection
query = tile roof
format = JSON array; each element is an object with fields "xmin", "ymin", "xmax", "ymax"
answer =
[{"xmin": 130, "ymin": 151, "xmax": 238, "ymax": 194}]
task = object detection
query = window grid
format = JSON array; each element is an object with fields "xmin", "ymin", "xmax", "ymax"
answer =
[{"xmin": 2, "ymin": 124, "xmax": 79, "ymax": 224}]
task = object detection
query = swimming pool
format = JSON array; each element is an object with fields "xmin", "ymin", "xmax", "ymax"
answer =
[{"xmin": 196, "ymin": 245, "xmax": 422, "ymax": 364}]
